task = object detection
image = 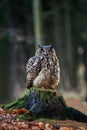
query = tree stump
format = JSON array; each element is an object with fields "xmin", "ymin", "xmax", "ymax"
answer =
[
  {"xmin": 2, "ymin": 87, "xmax": 87, "ymax": 122},
  {"xmin": 25, "ymin": 87, "xmax": 68, "ymax": 119}
]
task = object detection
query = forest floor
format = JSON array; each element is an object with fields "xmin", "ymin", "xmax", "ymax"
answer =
[
  {"xmin": 0, "ymin": 97, "xmax": 87, "ymax": 130},
  {"xmin": 65, "ymin": 97, "xmax": 87, "ymax": 115}
]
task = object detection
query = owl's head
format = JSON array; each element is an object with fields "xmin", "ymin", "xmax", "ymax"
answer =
[{"xmin": 35, "ymin": 45, "xmax": 56, "ymax": 56}]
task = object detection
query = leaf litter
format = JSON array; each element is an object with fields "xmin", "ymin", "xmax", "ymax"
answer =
[{"xmin": 0, "ymin": 107, "xmax": 87, "ymax": 130}]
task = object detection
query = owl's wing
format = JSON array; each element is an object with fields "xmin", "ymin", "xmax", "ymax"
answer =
[
  {"xmin": 56, "ymin": 58, "xmax": 60, "ymax": 84},
  {"xmin": 26, "ymin": 56, "xmax": 41, "ymax": 88}
]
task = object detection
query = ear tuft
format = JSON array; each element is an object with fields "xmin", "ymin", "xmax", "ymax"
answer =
[
  {"xmin": 49, "ymin": 45, "xmax": 53, "ymax": 50},
  {"xmin": 38, "ymin": 45, "xmax": 43, "ymax": 49}
]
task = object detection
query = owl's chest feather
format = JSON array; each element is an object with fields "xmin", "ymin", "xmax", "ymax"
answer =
[{"xmin": 41, "ymin": 56, "xmax": 58, "ymax": 74}]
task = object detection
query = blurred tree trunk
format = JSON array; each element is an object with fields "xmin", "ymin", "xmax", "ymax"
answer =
[
  {"xmin": 52, "ymin": 0, "xmax": 65, "ymax": 88},
  {"xmin": 10, "ymin": 37, "xmax": 25, "ymax": 99},
  {"xmin": 0, "ymin": 37, "xmax": 11, "ymax": 103},
  {"xmin": 77, "ymin": 62, "xmax": 87, "ymax": 100},
  {"xmin": 0, "ymin": 0, "xmax": 12, "ymax": 103},
  {"xmin": 33, "ymin": 0, "xmax": 43, "ymax": 49},
  {"xmin": 4, "ymin": 0, "xmax": 25, "ymax": 101},
  {"xmin": 64, "ymin": 0, "xmax": 73, "ymax": 90},
  {"xmin": 53, "ymin": 0, "xmax": 73, "ymax": 90},
  {"xmin": 53, "ymin": 0, "xmax": 67, "ymax": 89}
]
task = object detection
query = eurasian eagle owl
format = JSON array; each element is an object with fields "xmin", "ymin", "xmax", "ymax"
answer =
[{"xmin": 26, "ymin": 45, "xmax": 60, "ymax": 89}]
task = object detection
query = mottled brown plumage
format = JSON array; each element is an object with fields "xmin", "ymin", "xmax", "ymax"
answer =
[{"xmin": 26, "ymin": 45, "xmax": 60, "ymax": 89}]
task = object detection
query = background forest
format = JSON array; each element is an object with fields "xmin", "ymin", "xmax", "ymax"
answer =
[{"xmin": 0, "ymin": 0, "xmax": 87, "ymax": 103}]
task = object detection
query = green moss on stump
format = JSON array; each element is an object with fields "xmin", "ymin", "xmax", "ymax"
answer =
[
  {"xmin": 3, "ymin": 87, "xmax": 57, "ymax": 110},
  {"xmin": 3, "ymin": 89, "xmax": 30, "ymax": 110},
  {"xmin": 25, "ymin": 87, "xmax": 68, "ymax": 119},
  {"xmin": 2, "ymin": 87, "xmax": 68, "ymax": 120},
  {"xmin": 2, "ymin": 87, "xmax": 87, "ymax": 123}
]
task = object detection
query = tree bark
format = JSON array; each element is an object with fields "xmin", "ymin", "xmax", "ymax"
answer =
[
  {"xmin": 2, "ymin": 87, "xmax": 87, "ymax": 122},
  {"xmin": 64, "ymin": 0, "xmax": 73, "ymax": 90},
  {"xmin": 33, "ymin": 0, "xmax": 43, "ymax": 49}
]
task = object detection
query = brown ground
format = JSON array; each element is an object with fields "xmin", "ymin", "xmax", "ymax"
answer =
[
  {"xmin": 65, "ymin": 98, "xmax": 87, "ymax": 115},
  {"xmin": 0, "ymin": 98, "xmax": 87, "ymax": 130}
]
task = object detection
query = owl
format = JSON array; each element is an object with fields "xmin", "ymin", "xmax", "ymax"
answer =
[{"xmin": 26, "ymin": 45, "xmax": 60, "ymax": 89}]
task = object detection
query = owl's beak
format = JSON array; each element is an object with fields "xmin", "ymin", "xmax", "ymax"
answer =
[
  {"xmin": 44, "ymin": 50, "xmax": 48, "ymax": 56},
  {"xmin": 43, "ymin": 53, "xmax": 48, "ymax": 56},
  {"xmin": 44, "ymin": 53, "xmax": 48, "ymax": 56}
]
